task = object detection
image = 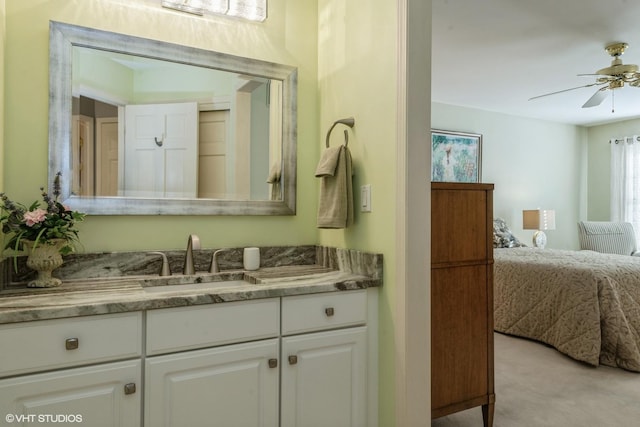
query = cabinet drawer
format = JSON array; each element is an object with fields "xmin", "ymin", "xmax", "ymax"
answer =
[
  {"xmin": 146, "ymin": 298, "xmax": 280, "ymax": 355},
  {"xmin": 282, "ymin": 290, "xmax": 367, "ymax": 335},
  {"xmin": 0, "ymin": 312, "xmax": 142, "ymax": 378}
]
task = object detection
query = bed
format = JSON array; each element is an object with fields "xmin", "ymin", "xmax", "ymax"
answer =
[{"xmin": 494, "ymin": 247, "xmax": 640, "ymax": 372}]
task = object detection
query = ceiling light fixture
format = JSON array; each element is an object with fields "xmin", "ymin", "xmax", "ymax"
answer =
[
  {"xmin": 161, "ymin": 0, "xmax": 267, "ymax": 21},
  {"xmin": 228, "ymin": 0, "xmax": 267, "ymax": 21},
  {"xmin": 161, "ymin": 0, "xmax": 204, "ymax": 16}
]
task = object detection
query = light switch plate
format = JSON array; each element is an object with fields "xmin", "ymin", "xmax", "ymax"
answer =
[{"xmin": 361, "ymin": 184, "xmax": 372, "ymax": 212}]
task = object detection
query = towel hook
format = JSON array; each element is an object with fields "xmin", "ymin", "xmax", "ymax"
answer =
[{"xmin": 325, "ymin": 117, "xmax": 355, "ymax": 148}]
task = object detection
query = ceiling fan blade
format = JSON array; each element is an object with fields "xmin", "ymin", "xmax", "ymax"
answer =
[
  {"xmin": 577, "ymin": 73, "xmax": 614, "ymax": 77},
  {"xmin": 582, "ymin": 88, "xmax": 608, "ymax": 108},
  {"xmin": 528, "ymin": 82, "xmax": 604, "ymax": 101}
]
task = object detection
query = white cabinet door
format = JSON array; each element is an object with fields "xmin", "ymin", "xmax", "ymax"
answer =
[
  {"xmin": 281, "ymin": 327, "xmax": 368, "ymax": 427},
  {"xmin": 145, "ymin": 339, "xmax": 279, "ymax": 427},
  {"xmin": 0, "ymin": 360, "xmax": 141, "ymax": 427}
]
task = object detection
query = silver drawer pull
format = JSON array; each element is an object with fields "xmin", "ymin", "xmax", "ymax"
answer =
[
  {"xmin": 325, "ymin": 307, "xmax": 335, "ymax": 317},
  {"xmin": 124, "ymin": 383, "xmax": 136, "ymax": 395},
  {"xmin": 268, "ymin": 358, "xmax": 278, "ymax": 368},
  {"xmin": 65, "ymin": 338, "xmax": 79, "ymax": 350},
  {"xmin": 288, "ymin": 355, "xmax": 298, "ymax": 365}
]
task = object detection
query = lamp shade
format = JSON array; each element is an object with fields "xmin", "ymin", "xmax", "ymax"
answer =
[{"xmin": 523, "ymin": 209, "xmax": 556, "ymax": 231}]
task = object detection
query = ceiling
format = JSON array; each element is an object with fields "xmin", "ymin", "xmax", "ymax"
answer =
[{"xmin": 431, "ymin": 0, "xmax": 640, "ymax": 127}]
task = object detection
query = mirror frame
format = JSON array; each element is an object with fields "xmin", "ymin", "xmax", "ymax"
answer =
[{"xmin": 49, "ymin": 21, "xmax": 297, "ymax": 215}]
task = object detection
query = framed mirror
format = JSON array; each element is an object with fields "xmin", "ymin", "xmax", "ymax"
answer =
[{"xmin": 49, "ymin": 21, "xmax": 297, "ymax": 215}]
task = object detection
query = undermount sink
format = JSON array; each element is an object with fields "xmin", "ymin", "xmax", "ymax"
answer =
[{"xmin": 142, "ymin": 280, "xmax": 249, "ymax": 293}]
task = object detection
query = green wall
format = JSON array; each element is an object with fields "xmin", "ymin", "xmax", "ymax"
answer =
[
  {"xmin": 75, "ymin": 47, "xmax": 237, "ymax": 104},
  {"xmin": 74, "ymin": 47, "xmax": 135, "ymax": 102},
  {"xmin": 3, "ymin": 0, "xmax": 318, "ymax": 253},
  {"xmin": 317, "ymin": 0, "xmax": 399, "ymax": 424}
]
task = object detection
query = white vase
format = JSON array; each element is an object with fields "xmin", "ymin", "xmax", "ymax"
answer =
[
  {"xmin": 243, "ymin": 247, "xmax": 260, "ymax": 271},
  {"xmin": 23, "ymin": 239, "xmax": 66, "ymax": 288}
]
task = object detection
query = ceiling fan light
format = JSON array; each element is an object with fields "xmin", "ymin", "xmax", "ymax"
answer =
[{"xmin": 609, "ymin": 80, "xmax": 624, "ymax": 90}]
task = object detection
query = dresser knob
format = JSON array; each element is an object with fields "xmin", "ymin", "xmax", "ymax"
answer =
[
  {"xmin": 124, "ymin": 383, "xmax": 136, "ymax": 395},
  {"xmin": 325, "ymin": 307, "xmax": 335, "ymax": 317},
  {"xmin": 65, "ymin": 338, "xmax": 79, "ymax": 350},
  {"xmin": 268, "ymin": 358, "xmax": 278, "ymax": 368},
  {"xmin": 288, "ymin": 355, "xmax": 298, "ymax": 365}
]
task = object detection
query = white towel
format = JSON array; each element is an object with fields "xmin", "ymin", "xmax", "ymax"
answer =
[
  {"xmin": 315, "ymin": 146, "xmax": 353, "ymax": 228},
  {"xmin": 267, "ymin": 162, "xmax": 281, "ymax": 200},
  {"xmin": 267, "ymin": 162, "xmax": 281, "ymax": 183}
]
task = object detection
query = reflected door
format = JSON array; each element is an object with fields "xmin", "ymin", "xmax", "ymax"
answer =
[
  {"xmin": 198, "ymin": 110, "xmax": 229, "ymax": 199},
  {"xmin": 71, "ymin": 115, "xmax": 94, "ymax": 196},
  {"xmin": 96, "ymin": 117, "xmax": 119, "ymax": 196},
  {"xmin": 123, "ymin": 102, "xmax": 198, "ymax": 198}
]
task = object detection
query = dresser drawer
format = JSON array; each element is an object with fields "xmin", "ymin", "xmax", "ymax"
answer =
[
  {"xmin": 281, "ymin": 290, "xmax": 367, "ymax": 335},
  {"xmin": 146, "ymin": 298, "xmax": 280, "ymax": 355},
  {"xmin": 0, "ymin": 312, "xmax": 142, "ymax": 378}
]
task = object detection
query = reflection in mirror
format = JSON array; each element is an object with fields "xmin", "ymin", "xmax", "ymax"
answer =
[
  {"xmin": 72, "ymin": 48, "xmax": 279, "ymax": 201},
  {"xmin": 50, "ymin": 21, "xmax": 297, "ymax": 215}
]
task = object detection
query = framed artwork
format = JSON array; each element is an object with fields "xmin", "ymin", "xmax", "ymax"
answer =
[{"xmin": 431, "ymin": 129, "xmax": 482, "ymax": 183}]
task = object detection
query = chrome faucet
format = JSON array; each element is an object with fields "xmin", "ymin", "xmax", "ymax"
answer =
[
  {"xmin": 209, "ymin": 248, "xmax": 228, "ymax": 273},
  {"xmin": 183, "ymin": 235, "xmax": 201, "ymax": 275}
]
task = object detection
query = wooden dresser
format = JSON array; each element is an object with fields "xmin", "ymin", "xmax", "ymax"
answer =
[{"xmin": 431, "ymin": 182, "xmax": 495, "ymax": 427}]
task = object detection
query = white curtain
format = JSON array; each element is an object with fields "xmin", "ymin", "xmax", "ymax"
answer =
[{"xmin": 610, "ymin": 135, "xmax": 640, "ymax": 244}]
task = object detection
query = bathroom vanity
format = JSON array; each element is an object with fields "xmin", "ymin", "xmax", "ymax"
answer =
[{"xmin": 0, "ymin": 248, "xmax": 381, "ymax": 427}]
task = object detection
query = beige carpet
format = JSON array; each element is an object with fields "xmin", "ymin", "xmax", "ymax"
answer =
[{"xmin": 432, "ymin": 332, "xmax": 640, "ymax": 427}]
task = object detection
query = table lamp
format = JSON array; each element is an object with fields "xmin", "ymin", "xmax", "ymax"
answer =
[{"xmin": 523, "ymin": 209, "xmax": 556, "ymax": 249}]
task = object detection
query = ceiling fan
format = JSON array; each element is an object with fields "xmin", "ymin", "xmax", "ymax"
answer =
[{"xmin": 529, "ymin": 42, "xmax": 640, "ymax": 108}]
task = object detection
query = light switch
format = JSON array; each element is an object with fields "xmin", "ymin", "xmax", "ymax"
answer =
[{"xmin": 361, "ymin": 185, "xmax": 372, "ymax": 212}]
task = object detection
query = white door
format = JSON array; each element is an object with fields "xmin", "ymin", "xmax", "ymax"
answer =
[
  {"xmin": 123, "ymin": 102, "xmax": 198, "ymax": 198},
  {"xmin": 281, "ymin": 327, "xmax": 368, "ymax": 427},
  {"xmin": 145, "ymin": 339, "xmax": 279, "ymax": 427},
  {"xmin": 0, "ymin": 360, "xmax": 141, "ymax": 427}
]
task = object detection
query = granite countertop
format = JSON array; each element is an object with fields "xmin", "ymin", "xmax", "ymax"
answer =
[{"xmin": 0, "ymin": 265, "xmax": 381, "ymax": 325}]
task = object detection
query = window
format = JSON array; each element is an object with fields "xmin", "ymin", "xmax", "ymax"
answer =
[{"xmin": 610, "ymin": 135, "xmax": 640, "ymax": 245}]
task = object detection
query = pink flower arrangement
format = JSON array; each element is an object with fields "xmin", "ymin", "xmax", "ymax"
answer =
[
  {"xmin": 0, "ymin": 173, "xmax": 85, "ymax": 255},
  {"xmin": 23, "ymin": 209, "xmax": 48, "ymax": 227}
]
